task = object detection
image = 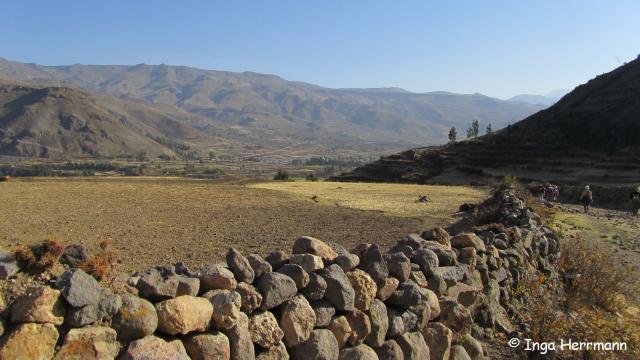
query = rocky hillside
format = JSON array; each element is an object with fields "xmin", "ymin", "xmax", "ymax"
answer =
[
  {"xmin": 0, "ymin": 58, "xmax": 543, "ymax": 158},
  {"xmin": 0, "ymin": 186, "xmax": 560, "ymax": 359},
  {"xmin": 333, "ymin": 58, "xmax": 640, "ymax": 185}
]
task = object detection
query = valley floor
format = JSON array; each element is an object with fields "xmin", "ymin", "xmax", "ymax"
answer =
[{"xmin": 0, "ymin": 178, "xmax": 487, "ymax": 272}]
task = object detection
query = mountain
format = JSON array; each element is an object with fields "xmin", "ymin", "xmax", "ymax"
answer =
[
  {"xmin": 333, "ymin": 58, "xmax": 640, "ymax": 185},
  {"xmin": 508, "ymin": 94, "xmax": 559, "ymax": 106},
  {"xmin": 0, "ymin": 58, "xmax": 544, "ymax": 159}
]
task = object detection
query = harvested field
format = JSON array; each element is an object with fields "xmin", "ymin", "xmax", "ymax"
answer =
[{"xmin": 0, "ymin": 178, "xmax": 487, "ymax": 272}]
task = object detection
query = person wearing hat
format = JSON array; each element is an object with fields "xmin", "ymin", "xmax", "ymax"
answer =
[
  {"xmin": 579, "ymin": 185, "xmax": 593, "ymax": 213},
  {"xmin": 630, "ymin": 186, "xmax": 640, "ymax": 217}
]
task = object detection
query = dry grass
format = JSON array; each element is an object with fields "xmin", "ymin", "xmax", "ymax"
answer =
[
  {"xmin": 250, "ymin": 181, "xmax": 487, "ymax": 220},
  {"xmin": 80, "ymin": 240, "xmax": 117, "ymax": 281},
  {"xmin": 14, "ymin": 238, "xmax": 64, "ymax": 271}
]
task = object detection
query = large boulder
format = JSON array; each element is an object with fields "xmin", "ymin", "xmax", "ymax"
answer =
[
  {"xmin": 205, "ymin": 290, "xmax": 241, "ymax": 330},
  {"xmin": 0, "ymin": 323, "xmax": 59, "ymax": 360},
  {"xmin": 303, "ymin": 272, "xmax": 327, "ymax": 301},
  {"xmin": 222, "ymin": 312, "xmax": 255, "ymax": 360},
  {"xmin": 375, "ymin": 339, "xmax": 404, "ymax": 360},
  {"xmin": 136, "ymin": 267, "xmax": 199, "ymax": 301},
  {"xmin": 247, "ymin": 254, "xmax": 272, "ymax": 279},
  {"xmin": 61, "ymin": 244, "xmax": 90, "ymax": 267},
  {"xmin": 290, "ymin": 329, "xmax": 339, "ymax": 360},
  {"xmin": 10, "ymin": 285, "xmax": 65, "ymax": 325},
  {"xmin": 328, "ymin": 315, "xmax": 353, "ymax": 349},
  {"xmin": 387, "ymin": 281, "xmax": 421, "ymax": 308},
  {"xmin": 451, "ymin": 233, "xmax": 486, "ymax": 252},
  {"xmin": 227, "ymin": 248, "xmax": 255, "ymax": 284},
  {"xmin": 292, "ymin": 236, "xmax": 338, "ymax": 261},
  {"xmin": 249, "ymin": 311, "xmax": 284, "ymax": 349},
  {"xmin": 423, "ymin": 322, "xmax": 452, "ymax": 360},
  {"xmin": 346, "ymin": 269, "xmax": 377, "ymax": 311},
  {"xmin": 112, "ymin": 294, "xmax": 158, "ymax": 341},
  {"xmin": 280, "ymin": 295, "xmax": 316, "ymax": 347},
  {"xmin": 383, "ymin": 253, "xmax": 411, "ymax": 282},
  {"xmin": 120, "ymin": 335, "xmax": 190, "ymax": 360},
  {"xmin": 319, "ymin": 264, "xmax": 356, "ymax": 311},
  {"xmin": 354, "ymin": 245, "xmax": 388, "ymax": 285},
  {"xmin": 334, "ymin": 254, "xmax": 360, "ymax": 272},
  {"xmin": 200, "ymin": 264, "xmax": 238, "ymax": 291},
  {"xmin": 376, "ymin": 277, "xmax": 399, "ymax": 301},
  {"xmin": 57, "ymin": 269, "xmax": 102, "ymax": 307},
  {"xmin": 236, "ymin": 282, "xmax": 263, "ymax": 313},
  {"xmin": 183, "ymin": 332, "xmax": 231, "ymax": 360},
  {"xmin": 290, "ymin": 253, "xmax": 324, "ymax": 272},
  {"xmin": 346, "ymin": 310, "xmax": 372, "ymax": 346},
  {"xmin": 155, "ymin": 295, "xmax": 213, "ymax": 335},
  {"xmin": 265, "ymin": 251, "xmax": 289, "ymax": 270},
  {"xmin": 365, "ymin": 299, "xmax": 388, "ymax": 348},
  {"xmin": 54, "ymin": 326, "xmax": 119, "ymax": 360},
  {"xmin": 256, "ymin": 341, "xmax": 289, "ymax": 360},
  {"xmin": 311, "ymin": 299, "xmax": 335, "ymax": 328},
  {"xmin": 411, "ymin": 248, "xmax": 439, "ymax": 277},
  {"xmin": 338, "ymin": 344, "xmax": 379, "ymax": 360},
  {"xmin": 395, "ymin": 331, "xmax": 430, "ymax": 360},
  {"xmin": 422, "ymin": 227, "xmax": 452, "ymax": 248},
  {"xmin": 277, "ymin": 264, "xmax": 310, "ymax": 290},
  {"xmin": 439, "ymin": 300, "xmax": 473, "ymax": 334},
  {"xmin": 255, "ymin": 272, "xmax": 298, "ymax": 310}
]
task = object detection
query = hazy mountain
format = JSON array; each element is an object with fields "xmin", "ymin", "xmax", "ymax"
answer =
[
  {"xmin": 334, "ymin": 59, "xmax": 640, "ymax": 184},
  {"xmin": 0, "ymin": 58, "xmax": 544, "ymax": 158},
  {"xmin": 508, "ymin": 94, "xmax": 558, "ymax": 106}
]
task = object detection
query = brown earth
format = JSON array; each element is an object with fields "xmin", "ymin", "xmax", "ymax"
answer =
[{"xmin": 0, "ymin": 178, "xmax": 479, "ymax": 273}]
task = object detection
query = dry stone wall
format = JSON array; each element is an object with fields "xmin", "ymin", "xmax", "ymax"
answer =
[{"xmin": 0, "ymin": 185, "xmax": 560, "ymax": 359}]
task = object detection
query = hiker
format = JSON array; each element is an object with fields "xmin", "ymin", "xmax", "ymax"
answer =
[
  {"xmin": 579, "ymin": 185, "xmax": 593, "ymax": 213},
  {"xmin": 537, "ymin": 184, "xmax": 546, "ymax": 201},
  {"xmin": 548, "ymin": 184, "xmax": 560, "ymax": 201},
  {"xmin": 630, "ymin": 186, "xmax": 640, "ymax": 217}
]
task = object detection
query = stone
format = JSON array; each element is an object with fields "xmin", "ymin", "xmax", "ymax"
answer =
[
  {"xmin": 236, "ymin": 282, "xmax": 263, "ymax": 313},
  {"xmin": 365, "ymin": 299, "xmax": 388, "ymax": 348},
  {"xmin": 387, "ymin": 281, "xmax": 421, "ymax": 308},
  {"xmin": 156, "ymin": 295, "xmax": 213, "ymax": 335},
  {"xmin": 205, "ymin": 290, "xmax": 242, "ymax": 330},
  {"xmin": 57, "ymin": 268, "xmax": 102, "ymax": 307},
  {"xmin": 290, "ymin": 329, "xmax": 339, "ymax": 360},
  {"xmin": 0, "ymin": 318, "xmax": 5, "ymax": 337},
  {"xmin": 339, "ymin": 344, "xmax": 379, "ymax": 360},
  {"xmin": 176, "ymin": 276, "xmax": 200, "ymax": 297},
  {"xmin": 460, "ymin": 333, "xmax": 484, "ymax": 360},
  {"xmin": 0, "ymin": 262, "xmax": 18, "ymax": 280},
  {"xmin": 290, "ymin": 253, "xmax": 324, "ymax": 272},
  {"xmin": 355, "ymin": 245, "xmax": 388, "ymax": 285},
  {"xmin": 327, "ymin": 242, "xmax": 350, "ymax": 256},
  {"xmin": 10, "ymin": 285, "xmax": 65, "ymax": 325},
  {"xmin": 120, "ymin": 335, "xmax": 190, "ymax": 360},
  {"xmin": 436, "ymin": 266, "xmax": 468, "ymax": 286},
  {"xmin": 346, "ymin": 310, "xmax": 371, "ymax": 346},
  {"xmin": 278, "ymin": 264, "xmax": 310, "ymax": 290},
  {"xmin": 395, "ymin": 331, "xmax": 430, "ymax": 360},
  {"xmin": 319, "ymin": 264, "xmax": 356, "ymax": 311},
  {"xmin": 112, "ymin": 294, "xmax": 158, "ymax": 341},
  {"xmin": 458, "ymin": 247, "xmax": 477, "ymax": 268},
  {"xmin": 375, "ymin": 340, "xmax": 404, "ymax": 360},
  {"xmin": 227, "ymin": 248, "xmax": 255, "ymax": 284},
  {"xmin": 426, "ymin": 273, "xmax": 447, "ymax": 297},
  {"xmin": 451, "ymin": 233, "xmax": 486, "ymax": 252},
  {"xmin": 328, "ymin": 315, "xmax": 353, "ymax": 349},
  {"xmin": 200, "ymin": 264, "xmax": 238, "ymax": 291},
  {"xmin": 136, "ymin": 268, "xmax": 187, "ymax": 301},
  {"xmin": 423, "ymin": 322, "xmax": 452, "ymax": 360},
  {"xmin": 311, "ymin": 300, "xmax": 335, "ymax": 328},
  {"xmin": 223, "ymin": 312, "xmax": 255, "ymax": 360},
  {"xmin": 0, "ymin": 323, "xmax": 59, "ymax": 360},
  {"xmin": 386, "ymin": 309, "xmax": 404, "ymax": 338},
  {"xmin": 61, "ymin": 244, "xmax": 89, "ymax": 267},
  {"xmin": 65, "ymin": 303, "xmax": 100, "ymax": 327},
  {"xmin": 399, "ymin": 234, "xmax": 425, "ymax": 249},
  {"xmin": 446, "ymin": 283, "xmax": 482, "ymax": 312},
  {"xmin": 439, "ymin": 300, "xmax": 472, "ymax": 333},
  {"xmin": 54, "ymin": 326, "xmax": 119, "ymax": 360},
  {"xmin": 421, "ymin": 288, "xmax": 440, "ymax": 320},
  {"xmin": 183, "ymin": 332, "xmax": 231, "ymax": 360},
  {"xmin": 347, "ymin": 269, "xmax": 377, "ymax": 311},
  {"xmin": 303, "ymin": 272, "xmax": 327, "ymax": 301},
  {"xmin": 256, "ymin": 341, "xmax": 289, "ymax": 360},
  {"xmin": 376, "ymin": 277, "xmax": 399, "ymax": 301},
  {"xmin": 400, "ymin": 309, "xmax": 419, "ymax": 332},
  {"xmin": 389, "ymin": 244, "xmax": 414, "ymax": 258},
  {"xmin": 249, "ymin": 311, "xmax": 284, "ymax": 348},
  {"xmin": 411, "ymin": 248, "xmax": 439, "ymax": 277},
  {"xmin": 383, "ymin": 253, "xmax": 411, "ymax": 282},
  {"xmin": 334, "ymin": 254, "xmax": 360, "ymax": 272},
  {"xmin": 265, "ymin": 250, "xmax": 289, "ymax": 270},
  {"xmin": 98, "ymin": 289, "xmax": 123, "ymax": 318},
  {"xmin": 450, "ymin": 345, "xmax": 472, "ymax": 360},
  {"xmin": 409, "ymin": 270, "xmax": 428, "ymax": 288},
  {"xmin": 422, "ymin": 227, "xmax": 452, "ymax": 248},
  {"xmin": 280, "ymin": 295, "xmax": 316, "ymax": 347},
  {"xmin": 293, "ymin": 236, "xmax": 338, "ymax": 261},
  {"xmin": 247, "ymin": 254, "xmax": 272, "ymax": 279},
  {"xmin": 256, "ymin": 272, "xmax": 298, "ymax": 310},
  {"xmin": 423, "ymin": 243, "xmax": 457, "ymax": 266}
]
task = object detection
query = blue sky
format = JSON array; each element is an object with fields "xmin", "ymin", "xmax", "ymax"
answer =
[{"xmin": 1, "ymin": 1, "xmax": 638, "ymax": 98}]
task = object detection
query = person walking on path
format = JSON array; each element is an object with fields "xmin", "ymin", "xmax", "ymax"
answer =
[
  {"xmin": 579, "ymin": 185, "xmax": 593, "ymax": 213},
  {"xmin": 630, "ymin": 186, "xmax": 640, "ymax": 217}
]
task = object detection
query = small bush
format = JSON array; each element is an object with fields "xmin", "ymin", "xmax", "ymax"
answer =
[
  {"xmin": 14, "ymin": 239, "xmax": 64, "ymax": 271},
  {"xmin": 80, "ymin": 240, "xmax": 117, "ymax": 281},
  {"xmin": 274, "ymin": 169, "xmax": 289, "ymax": 181}
]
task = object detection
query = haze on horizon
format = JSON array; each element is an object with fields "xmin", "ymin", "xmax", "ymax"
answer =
[{"xmin": 1, "ymin": 0, "xmax": 639, "ymax": 99}]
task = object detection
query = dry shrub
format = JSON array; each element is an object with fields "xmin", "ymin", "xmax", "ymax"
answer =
[
  {"xmin": 80, "ymin": 240, "xmax": 117, "ymax": 281},
  {"xmin": 13, "ymin": 238, "xmax": 64, "ymax": 271}
]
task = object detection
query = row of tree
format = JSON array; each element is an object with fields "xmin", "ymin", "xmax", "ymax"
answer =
[{"xmin": 448, "ymin": 118, "xmax": 492, "ymax": 143}]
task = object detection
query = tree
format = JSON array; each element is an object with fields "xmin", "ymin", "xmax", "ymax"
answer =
[
  {"xmin": 486, "ymin": 123, "xmax": 493, "ymax": 134},
  {"xmin": 467, "ymin": 118, "xmax": 480, "ymax": 138},
  {"xmin": 448, "ymin": 127, "xmax": 457, "ymax": 143}
]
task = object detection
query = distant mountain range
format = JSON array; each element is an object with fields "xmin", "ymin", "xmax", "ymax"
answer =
[
  {"xmin": 0, "ymin": 58, "xmax": 544, "ymax": 159},
  {"xmin": 334, "ymin": 60, "xmax": 640, "ymax": 185},
  {"xmin": 508, "ymin": 89, "xmax": 569, "ymax": 106}
]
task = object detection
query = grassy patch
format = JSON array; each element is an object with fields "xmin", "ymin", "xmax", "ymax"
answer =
[{"xmin": 250, "ymin": 181, "xmax": 488, "ymax": 220}]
